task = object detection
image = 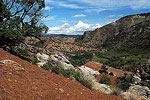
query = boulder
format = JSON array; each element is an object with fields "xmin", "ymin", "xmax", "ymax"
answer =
[
  {"xmin": 122, "ymin": 92, "xmax": 148, "ymax": 100},
  {"xmin": 49, "ymin": 53, "xmax": 74, "ymax": 70},
  {"xmin": 126, "ymin": 85, "xmax": 150, "ymax": 99},
  {"xmin": 92, "ymin": 82, "xmax": 112, "ymax": 94},
  {"xmin": 36, "ymin": 53, "xmax": 50, "ymax": 67},
  {"xmin": 78, "ymin": 65, "xmax": 100, "ymax": 78}
]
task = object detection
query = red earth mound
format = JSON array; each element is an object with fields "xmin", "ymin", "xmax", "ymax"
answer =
[{"xmin": 0, "ymin": 49, "xmax": 121, "ymax": 100}]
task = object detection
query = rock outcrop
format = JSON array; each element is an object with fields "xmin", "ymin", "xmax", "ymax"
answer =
[
  {"xmin": 78, "ymin": 65, "xmax": 100, "ymax": 79},
  {"xmin": 126, "ymin": 85, "xmax": 150, "ymax": 99},
  {"xmin": 36, "ymin": 53, "xmax": 50, "ymax": 67},
  {"xmin": 49, "ymin": 53, "xmax": 74, "ymax": 70},
  {"xmin": 92, "ymin": 82, "xmax": 112, "ymax": 94},
  {"xmin": 78, "ymin": 65, "xmax": 112, "ymax": 94}
]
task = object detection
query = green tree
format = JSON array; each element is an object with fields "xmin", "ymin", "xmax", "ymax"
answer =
[{"xmin": 0, "ymin": 0, "xmax": 48, "ymax": 49}]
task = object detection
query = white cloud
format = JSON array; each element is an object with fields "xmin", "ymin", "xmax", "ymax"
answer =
[
  {"xmin": 42, "ymin": 16, "xmax": 56, "ymax": 21},
  {"xmin": 45, "ymin": 0, "xmax": 83, "ymax": 9},
  {"xmin": 105, "ymin": 15, "xmax": 116, "ymax": 19},
  {"xmin": 44, "ymin": 6, "xmax": 53, "ymax": 10},
  {"xmin": 47, "ymin": 21, "xmax": 102, "ymax": 35},
  {"xmin": 73, "ymin": 14, "xmax": 87, "ymax": 18}
]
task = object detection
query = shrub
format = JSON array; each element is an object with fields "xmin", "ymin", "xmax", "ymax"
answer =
[
  {"xmin": 16, "ymin": 48, "xmax": 29, "ymax": 57},
  {"xmin": 63, "ymin": 68, "xmax": 75, "ymax": 78},
  {"xmin": 41, "ymin": 64, "xmax": 50, "ymax": 71},
  {"xmin": 51, "ymin": 66, "xmax": 92, "ymax": 89},
  {"xmin": 99, "ymin": 75, "xmax": 112, "ymax": 85},
  {"xmin": 51, "ymin": 66, "xmax": 63, "ymax": 75},
  {"xmin": 73, "ymin": 71, "xmax": 92, "ymax": 89},
  {"xmin": 118, "ymin": 82, "xmax": 131, "ymax": 91},
  {"xmin": 31, "ymin": 58, "xmax": 39, "ymax": 65},
  {"xmin": 70, "ymin": 51, "xmax": 93, "ymax": 66},
  {"xmin": 109, "ymin": 72, "xmax": 114, "ymax": 76}
]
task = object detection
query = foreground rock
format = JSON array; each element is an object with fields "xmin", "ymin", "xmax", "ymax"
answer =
[
  {"xmin": 126, "ymin": 85, "xmax": 150, "ymax": 99},
  {"xmin": 92, "ymin": 82, "xmax": 112, "ymax": 94},
  {"xmin": 78, "ymin": 65, "xmax": 100, "ymax": 78},
  {"xmin": 49, "ymin": 53, "xmax": 74, "ymax": 69},
  {"xmin": 122, "ymin": 92, "xmax": 149, "ymax": 100},
  {"xmin": 78, "ymin": 65, "xmax": 112, "ymax": 94},
  {"xmin": 36, "ymin": 53, "xmax": 50, "ymax": 67}
]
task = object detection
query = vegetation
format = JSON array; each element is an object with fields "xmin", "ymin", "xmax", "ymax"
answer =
[
  {"xmin": 51, "ymin": 66, "xmax": 92, "ymax": 89},
  {"xmin": 0, "ymin": 0, "xmax": 48, "ymax": 49},
  {"xmin": 99, "ymin": 75, "xmax": 112, "ymax": 85},
  {"xmin": 115, "ymin": 73, "xmax": 132, "ymax": 91},
  {"xmin": 41, "ymin": 64, "xmax": 50, "ymax": 71},
  {"xmin": 70, "ymin": 51, "xmax": 93, "ymax": 66}
]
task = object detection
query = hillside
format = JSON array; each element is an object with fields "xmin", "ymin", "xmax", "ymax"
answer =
[
  {"xmin": 76, "ymin": 13, "xmax": 150, "ymax": 47},
  {"xmin": 0, "ymin": 49, "xmax": 121, "ymax": 100}
]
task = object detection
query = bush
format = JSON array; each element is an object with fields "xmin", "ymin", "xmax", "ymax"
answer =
[
  {"xmin": 99, "ymin": 75, "xmax": 112, "ymax": 85},
  {"xmin": 109, "ymin": 72, "xmax": 114, "ymax": 76},
  {"xmin": 73, "ymin": 70, "xmax": 92, "ymax": 89},
  {"xmin": 51, "ymin": 66, "xmax": 92, "ymax": 89},
  {"xmin": 16, "ymin": 48, "xmax": 29, "ymax": 57},
  {"xmin": 70, "ymin": 51, "xmax": 93, "ymax": 66},
  {"xmin": 41, "ymin": 64, "xmax": 50, "ymax": 71},
  {"xmin": 115, "ymin": 73, "xmax": 132, "ymax": 91},
  {"xmin": 117, "ymin": 82, "xmax": 131, "ymax": 91},
  {"xmin": 31, "ymin": 58, "xmax": 39, "ymax": 65},
  {"xmin": 63, "ymin": 68, "xmax": 75, "ymax": 78},
  {"xmin": 51, "ymin": 66, "xmax": 63, "ymax": 75}
]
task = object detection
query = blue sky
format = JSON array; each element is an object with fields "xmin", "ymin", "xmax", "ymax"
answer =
[{"xmin": 42, "ymin": 0, "xmax": 150, "ymax": 35}]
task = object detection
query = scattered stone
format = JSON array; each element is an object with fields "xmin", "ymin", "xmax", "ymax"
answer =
[
  {"xmin": 59, "ymin": 88, "xmax": 64, "ymax": 93},
  {"xmin": 132, "ymin": 75, "xmax": 141, "ymax": 84},
  {"xmin": 0, "ymin": 59, "xmax": 25, "ymax": 72}
]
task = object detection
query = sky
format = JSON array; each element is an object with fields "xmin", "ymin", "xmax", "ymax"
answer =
[{"xmin": 42, "ymin": 0, "xmax": 150, "ymax": 35}]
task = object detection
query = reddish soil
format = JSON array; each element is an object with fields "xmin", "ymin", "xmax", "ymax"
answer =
[
  {"xmin": 0, "ymin": 49, "xmax": 121, "ymax": 100},
  {"xmin": 85, "ymin": 62, "xmax": 126, "ymax": 89},
  {"xmin": 85, "ymin": 62, "xmax": 125, "ymax": 77}
]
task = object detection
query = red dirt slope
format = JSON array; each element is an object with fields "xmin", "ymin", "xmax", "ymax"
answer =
[{"xmin": 0, "ymin": 49, "xmax": 121, "ymax": 100}]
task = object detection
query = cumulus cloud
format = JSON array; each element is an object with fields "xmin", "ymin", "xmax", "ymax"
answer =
[
  {"xmin": 47, "ymin": 21, "xmax": 102, "ymax": 35},
  {"xmin": 73, "ymin": 14, "xmax": 87, "ymax": 18}
]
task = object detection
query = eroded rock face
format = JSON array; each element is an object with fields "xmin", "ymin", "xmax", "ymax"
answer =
[
  {"xmin": 49, "ymin": 53, "xmax": 74, "ymax": 70},
  {"xmin": 36, "ymin": 53, "xmax": 50, "ymax": 67},
  {"xmin": 75, "ymin": 13, "xmax": 150, "ymax": 47},
  {"xmin": 126, "ymin": 85, "xmax": 150, "ymax": 99}
]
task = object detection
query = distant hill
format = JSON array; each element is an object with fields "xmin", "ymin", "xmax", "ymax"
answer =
[
  {"xmin": 75, "ymin": 13, "xmax": 150, "ymax": 48},
  {"xmin": 42, "ymin": 34, "xmax": 81, "ymax": 38}
]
